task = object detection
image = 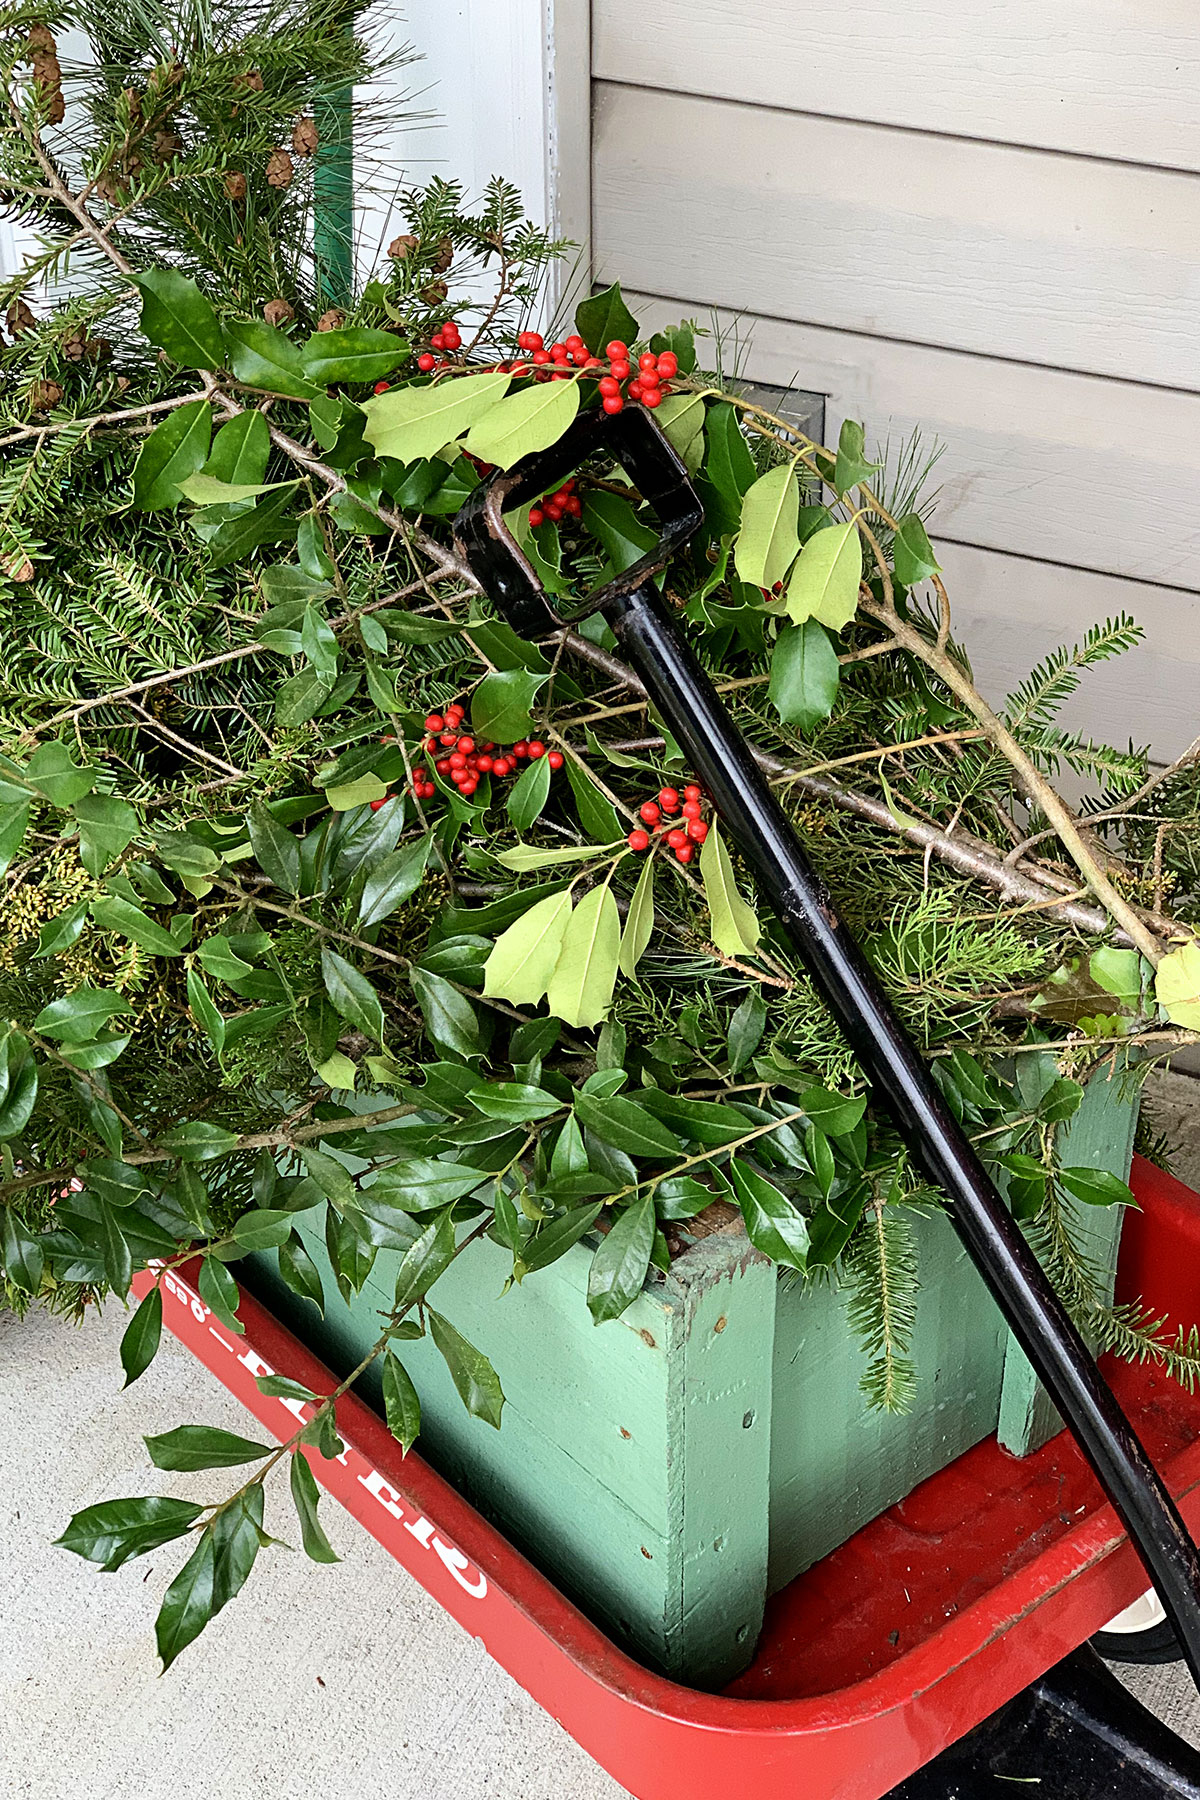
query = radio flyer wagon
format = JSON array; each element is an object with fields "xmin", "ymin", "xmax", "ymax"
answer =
[
  {"xmin": 139, "ymin": 406, "xmax": 1200, "ymax": 1798},
  {"xmin": 135, "ymin": 1152, "xmax": 1200, "ymax": 1800}
]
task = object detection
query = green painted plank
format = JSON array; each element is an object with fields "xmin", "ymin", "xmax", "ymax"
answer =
[
  {"xmin": 997, "ymin": 1059, "xmax": 1141, "ymax": 1455},
  {"xmin": 769, "ymin": 1205, "xmax": 1007, "ymax": 1591}
]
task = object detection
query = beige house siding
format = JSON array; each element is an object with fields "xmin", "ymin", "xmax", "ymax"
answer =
[{"xmin": 588, "ymin": 7, "xmax": 1200, "ymax": 756}]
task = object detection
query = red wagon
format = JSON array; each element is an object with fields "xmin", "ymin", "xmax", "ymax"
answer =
[{"xmin": 134, "ymin": 1152, "xmax": 1200, "ymax": 1800}]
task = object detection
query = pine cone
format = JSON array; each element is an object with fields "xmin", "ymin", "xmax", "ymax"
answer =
[
  {"xmin": 420, "ymin": 280, "xmax": 448, "ymax": 305},
  {"xmin": 62, "ymin": 328, "xmax": 89, "ymax": 362},
  {"xmin": 432, "ymin": 236, "xmax": 453, "ymax": 274},
  {"xmin": 2, "ymin": 554, "xmax": 36, "ymax": 585},
  {"xmin": 315, "ymin": 309, "xmax": 345, "ymax": 332},
  {"xmin": 291, "ymin": 117, "xmax": 319, "ymax": 157},
  {"xmin": 122, "ymin": 87, "xmax": 142, "ymax": 118},
  {"xmin": 388, "ymin": 234, "xmax": 419, "ymax": 261},
  {"xmin": 152, "ymin": 129, "xmax": 184, "ymax": 163},
  {"xmin": 266, "ymin": 149, "xmax": 294, "ymax": 189},
  {"xmin": 93, "ymin": 172, "xmax": 124, "ymax": 206},
  {"xmin": 27, "ymin": 24, "xmax": 64, "ymax": 125},
  {"xmin": 29, "ymin": 379, "xmax": 63, "ymax": 412},
  {"xmin": 263, "ymin": 298, "xmax": 295, "ymax": 327},
  {"xmin": 86, "ymin": 336, "xmax": 112, "ymax": 361},
  {"xmin": 235, "ymin": 69, "xmax": 264, "ymax": 92},
  {"xmin": 223, "ymin": 171, "xmax": 247, "ymax": 201},
  {"xmin": 6, "ymin": 299, "xmax": 36, "ymax": 336}
]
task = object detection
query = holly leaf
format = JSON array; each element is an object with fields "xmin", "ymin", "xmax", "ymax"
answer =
[
  {"xmin": 699, "ymin": 402, "xmax": 756, "ymax": 535},
  {"xmin": 131, "ymin": 270, "xmax": 226, "ymax": 369},
  {"xmin": 565, "ymin": 757, "xmax": 622, "ymax": 843},
  {"xmin": 892, "ymin": 513, "xmax": 941, "ymax": 588},
  {"xmin": 546, "ymin": 883, "xmax": 620, "ymax": 1029},
  {"xmin": 381, "ymin": 1350, "xmax": 422, "ymax": 1452},
  {"xmin": 199, "ymin": 1254, "xmax": 245, "ymax": 1335},
  {"xmin": 56, "ymin": 1496, "xmax": 204, "ymax": 1572},
  {"xmin": 700, "ymin": 822, "xmax": 760, "ymax": 957},
  {"xmin": 471, "ymin": 668, "xmax": 544, "ymax": 744},
  {"xmin": 119, "ymin": 1285, "xmax": 162, "ymax": 1386},
  {"xmin": 769, "ymin": 618, "xmax": 840, "ymax": 730},
  {"xmin": 132, "ymin": 401, "xmax": 213, "ymax": 510},
  {"xmin": 144, "ymin": 1425, "xmax": 272, "ymax": 1472},
  {"xmin": 204, "ymin": 410, "xmax": 270, "ymax": 485},
  {"xmin": 483, "ymin": 890, "xmax": 574, "ymax": 1007},
  {"xmin": 734, "ymin": 463, "xmax": 800, "ymax": 589},
  {"xmin": 358, "ymin": 834, "xmax": 433, "ymax": 928},
  {"xmin": 785, "ymin": 521, "xmax": 863, "ymax": 632},
  {"xmin": 1058, "ymin": 1166, "xmax": 1137, "ymax": 1208},
  {"xmin": 91, "ymin": 893, "xmax": 184, "ymax": 958},
  {"xmin": 586, "ymin": 1195, "xmax": 654, "ymax": 1324},
  {"xmin": 72, "ymin": 793, "xmax": 138, "ymax": 877},
  {"xmin": 428, "ymin": 1311, "xmax": 505, "ymax": 1427},
  {"xmin": 300, "ymin": 327, "xmax": 410, "ymax": 385},
  {"xmin": 507, "ymin": 754, "xmax": 552, "ymax": 834},
  {"xmin": 2, "ymin": 1206, "xmax": 44, "ymax": 1293},
  {"xmin": 726, "ymin": 1159, "xmax": 809, "ymax": 1271},
  {"xmin": 34, "ymin": 987, "xmax": 133, "ymax": 1043},
  {"xmin": 155, "ymin": 1531, "xmax": 217, "ymax": 1671},
  {"xmin": 1156, "ymin": 941, "xmax": 1200, "ymax": 1030},
  {"xmin": 832, "ymin": 419, "xmax": 880, "ymax": 497},
  {"xmin": 409, "ymin": 967, "xmax": 482, "ymax": 1059},
  {"xmin": 574, "ymin": 282, "xmax": 639, "ymax": 355},
  {"xmin": 321, "ymin": 946, "xmax": 385, "ymax": 1043},
  {"xmin": 618, "ymin": 856, "xmax": 655, "ymax": 978},
  {"xmin": 464, "ymin": 376, "xmax": 580, "ymax": 469},
  {"xmin": 289, "ymin": 1452, "xmax": 341, "ymax": 1561},
  {"xmin": 362, "ymin": 371, "xmax": 510, "ymax": 463},
  {"xmin": 225, "ymin": 319, "xmax": 320, "ymax": 399},
  {"xmin": 247, "ymin": 800, "xmax": 301, "ymax": 894},
  {"xmin": 574, "ymin": 1093, "xmax": 682, "ymax": 1159}
]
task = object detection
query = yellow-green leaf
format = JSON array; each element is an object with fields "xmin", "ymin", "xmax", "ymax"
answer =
[
  {"xmin": 464, "ymin": 377, "xmax": 580, "ymax": 470},
  {"xmin": 700, "ymin": 822, "xmax": 760, "ymax": 958},
  {"xmin": 1156, "ymin": 940, "xmax": 1200, "ymax": 1030},
  {"xmin": 734, "ymin": 463, "xmax": 800, "ymax": 589},
  {"xmin": 785, "ymin": 520, "xmax": 863, "ymax": 632},
  {"xmin": 546, "ymin": 883, "xmax": 620, "ymax": 1029},
  {"xmin": 655, "ymin": 393, "xmax": 705, "ymax": 475},
  {"xmin": 618, "ymin": 857, "xmax": 655, "ymax": 978},
  {"xmin": 483, "ymin": 891, "xmax": 573, "ymax": 1007},
  {"xmin": 362, "ymin": 371, "xmax": 510, "ymax": 464}
]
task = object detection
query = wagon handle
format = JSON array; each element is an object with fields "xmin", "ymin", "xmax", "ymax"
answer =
[{"xmin": 455, "ymin": 405, "xmax": 1200, "ymax": 1691}]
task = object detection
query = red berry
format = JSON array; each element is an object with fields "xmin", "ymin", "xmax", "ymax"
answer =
[
  {"xmin": 430, "ymin": 332, "xmax": 445, "ymax": 350},
  {"xmin": 606, "ymin": 340, "xmax": 628, "ymax": 359},
  {"xmin": 639, "ymin": 351, "xmax": 658, "ymax": 371},
  {"xmin": 547, "ymin": 750, "xmax": 564, "ymax": 770},
  {"xmin": 527, "ymin": 740, "xmax": 546, "ymax": 759},
  {"xmin": 656, "ymin": 352, "xmax": 678, "ymax": 377},
  {"xmin": 457, "ymin": 736, "xmax": 475, "ymax": 754},
  {"xmin": 550, "ymin": 342, "xmax": 569, "ymax": 361},
  {"xmin": 442, "ymin": 325, "xmax": 461, "ymax": 348},
  {"xmin": 639, "ymin": 367, "xmax": 660, "ymax": 390},
  {"xmin": 424, "ymin": 713, "xmax": 444, "ymax": 731},
  {"xmin": 532, "ymin": 348, "xmax": 550, "ymax": 365},
  {"xmin": 417, "ymin": 353, "xmax": 436, "ymax": 372},
  {"xmin": 659, "ymin": 787, "xmax": 681, "ymax": 812},
  {"xmin": 681, "ymin": 799, "xmax": 702, "ymax": 820},
  {"xmin": 528, "ymin": 507, "xmax": 545, "ymax": 528},
  {"xmin": 628, "ymin": 380, "xmax": 644, "ymax": 401},
  {"xmin": 414, "ymin": 767, "xmax": 428, "ymax": 782},
  {"xmin": 627, "ymin": 828, "xmax": 651, "ymax": 852},
  {"xmin": 565, "ymin": 494, "xmax": 582, "ymax": 516},
  {"xmin": 674, "ymin": 842, "xmax": 695, "ymax": 864},
  {"xmin": 683, "ymin": 783, "xmax": 702, "ymax": 800},
  {"xmin": 421, "ymin": 783, "xmax": 436, "ymax": 800},
  {"xmin": 482, "ymin": 741, "xmax": 497, "ymax": 752},
  {"xmin": 476, "ymin": 754, "xmax": 493, "ymax": 773},
  {"xmin": 435, "ymin": 758, "xmax": 451, "ymax": 775},
  {"xmin": 374, "ymin": 380, "xmax": 391, "ymax": 394},
  {"xmin": 491, "ymin": 757, "xmax": 510, "ymax": 777},
  {"xmin": 512, "ymin": 740, "xmax": 529, "ymax": 758},
  {"xmin": 660, "ymin": 381, "xmax": 673, "ymax": 396},
  {"xmin": 423, "ymin": 735, "xmax": 437, "ymax": 754},
  {"xmin": 687, "ymin": 818, "xmax": 709, "ymax": 843},
  {"xmin": 460, "ymin": 777, "xmax": 478, "ymax": 796},
  {"xmin": 564, "ymin": 334, "xmax": 584, "ymax": 353},
  {"xmin": 642, "ymin": 389, "xmax": 662, "ymax": 409},
  {"xmin": 517, "ymin": 330, "xmax": 543, "ymax": 351},
  {"xmin": 602, "ymin": 395, "xmax": 625, "ymax": 414},
  {"xmin": 639, "ymin": 801, "xmax": 661, "ymax": 826},
  {"xmin": 598, "ymin": 376, "xmax": 620, "ymax": 397},
  {"xmin": 609, "ymin": 359, "xmax": 631, "ymax": 381},
  {"xmin": 584, "ymin": 356, "xmax": 604, "ymax": 369},
  {"xmin": 667, "ymin": 828, "xmax": 688, "ymax": 849},
  {"xmin": 449, "ymin": 751, "xmax": 466, "ymax": 770},
  {"xmin": 544, "ymin": 501, "xmax": 564, "ymax": 522},
  {"xmin": 369, "ymin": 795, "xmax": 392, "ymax": 812}
]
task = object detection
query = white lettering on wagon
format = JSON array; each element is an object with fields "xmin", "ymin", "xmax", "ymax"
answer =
[{"xmin": 150, "ymin": 1266, "xmax": 488, "ymax": 1602}]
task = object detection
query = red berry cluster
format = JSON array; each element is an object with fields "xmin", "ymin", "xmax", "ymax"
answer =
[
  {"xmin": 627, "ymin": 783, "xmax": 710, "ymax": 864},
  {"xmin": 515, "ymin": 331, "xmax": 603, "ymax": 382},
  {"xmin": 529, "ymin": 476, "xmax": 581, "ymax": 529},
  {"xmin": 598, "ymin": 341, "xmax": 677, "ymax": 415},
  {"xmin": 417, "ymin": 318, "xmax": 463, "ymax": 373},
  {"xmin": 385, "ymin": 701, "xmax": 566, "ymax": 805}
]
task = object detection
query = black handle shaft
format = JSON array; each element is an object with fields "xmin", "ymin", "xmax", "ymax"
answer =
[{"xmin": 606, "ymin": 580, "xmax": 1200, "ymax": 1685}]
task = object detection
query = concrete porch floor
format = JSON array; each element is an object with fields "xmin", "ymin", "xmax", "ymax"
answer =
[{"xmin": 2, "ymin": 1068, "xmax": 1198, "ymax": 1800}]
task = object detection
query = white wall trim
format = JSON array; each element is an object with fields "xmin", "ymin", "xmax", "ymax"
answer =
[{"xmin": 362, "ymin": 0, "xmax": 590, "ymax": 321}]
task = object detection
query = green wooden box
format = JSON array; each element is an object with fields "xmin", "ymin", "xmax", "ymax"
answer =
[{"xmin": 249, "ymin": 1060, "xmax": 1139, "ymax": 1690}]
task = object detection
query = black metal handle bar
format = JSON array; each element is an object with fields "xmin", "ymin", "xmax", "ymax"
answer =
[{"xmin": 455, "ymin": 405, "xmax": 1200, "ymax": 1689}]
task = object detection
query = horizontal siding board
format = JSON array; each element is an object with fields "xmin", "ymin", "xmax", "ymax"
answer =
[
  {"xmin": 623, "ymin": 292, "xmax": 1200, "ymax": 591},
  {"xmin": 594, "ymin": 84, "xmax": 1200, "ymax": 390},
  {"xmin": 622, "ymin": 295, "xmax": 1199, "ymax": 756},
  {"xmin": 594, "ymin": 0, "xmax": 1200, "ymax": 173}
]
